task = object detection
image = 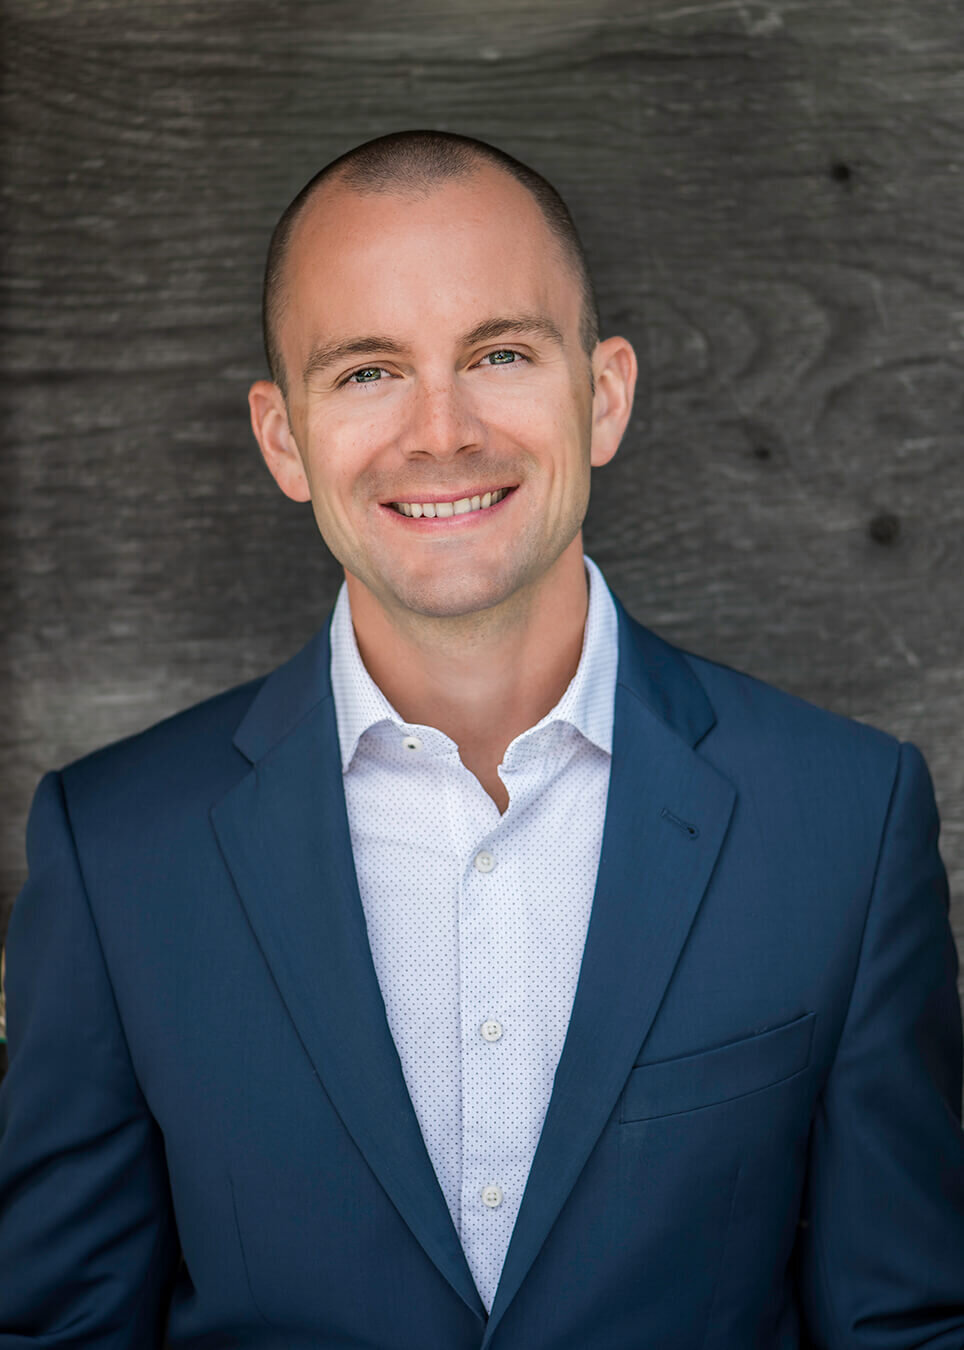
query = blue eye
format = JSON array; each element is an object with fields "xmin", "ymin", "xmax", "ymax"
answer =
[
  {"xmin": 484, "ymin": 350, "xmax": 521, "ymax": 366},
  {"xmin": 348, "ymin": 367, "xmax": 385, "ymax": 384}
]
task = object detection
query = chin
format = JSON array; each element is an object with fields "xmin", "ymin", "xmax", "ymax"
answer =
[
  {"xmin": 394, "ymin": 583, "xmax": 509, "ymax": 621},
  {"xmin": 389, "ymin": 564, "xmax": 527, "ymax": 621}
]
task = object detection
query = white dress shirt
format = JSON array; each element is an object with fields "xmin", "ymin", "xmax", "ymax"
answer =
[{"xmin": 329, "ymin": 554, "xmax": 618, "ymax": 1312}]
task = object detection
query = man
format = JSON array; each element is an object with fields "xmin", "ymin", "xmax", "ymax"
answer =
[{"xmin": 0, "ymin": 129, "xmax": 962, "ymax": 1348}]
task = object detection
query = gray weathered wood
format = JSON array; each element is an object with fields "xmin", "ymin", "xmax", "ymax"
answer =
[{"xmin": 2, "ymin": 2, "xmax": 962, "ymax": 1067}]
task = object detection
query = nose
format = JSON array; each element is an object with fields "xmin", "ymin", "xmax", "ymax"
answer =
[{"xmin": 399, "ymin": 372, "xmax": 484, "ymax": 462}]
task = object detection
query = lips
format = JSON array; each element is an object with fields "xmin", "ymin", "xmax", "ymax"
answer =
[
  {"xmin": 380, "ymin": 485, "xmax": 517, "ymax": 526},
  {"xmin": 388, "ymin": 487, "xmax": 512, "ymax": 518}
]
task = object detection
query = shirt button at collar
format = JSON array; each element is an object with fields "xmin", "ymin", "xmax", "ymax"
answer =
[
  {"xmin": 401, "ymin": 734, "xmax": 422, "ymax": 752},
  {"xmin": 474, "ymin": 849, "xmax": 495, "ymax": 874}
]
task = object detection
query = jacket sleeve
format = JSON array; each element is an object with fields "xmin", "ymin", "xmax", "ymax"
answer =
[
  {"xmin": 798, "ymin": 741, "xmax": 964, "ymax": 1347},
  {"xmin": 0, "ymin": 772, "xmax": 179, "ymax": 1347}
]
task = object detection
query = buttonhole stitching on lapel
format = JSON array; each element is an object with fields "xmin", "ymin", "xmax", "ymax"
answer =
[{"xmin": 660, "ymin": 807, "xmax": 700, "ymax": 839}]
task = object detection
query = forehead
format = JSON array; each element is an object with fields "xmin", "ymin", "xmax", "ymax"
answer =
[{"xmin": 281, "ymin": 165, "xmax": 578, "ymax": 346}]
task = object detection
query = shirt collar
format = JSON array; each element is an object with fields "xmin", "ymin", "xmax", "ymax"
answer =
[{"xmin": 329, "ymin": 554, "xmax": 618, "ymax": 774}]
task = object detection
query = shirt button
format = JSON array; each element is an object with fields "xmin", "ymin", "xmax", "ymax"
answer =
[
  {"xmin": 481, "ymin": 1184, "xmax": 503, "ymax": 1209},
  {"xmin": 474, "ymin": 850, "xmax": 495, "ymax": 873},
  {"xmin": 402, "ymin": 735, "xmax": 422, "ymax": 752},
  {"xmin": 480, "ymin": 1019, "xmax": 503, "ymax": 1043}
]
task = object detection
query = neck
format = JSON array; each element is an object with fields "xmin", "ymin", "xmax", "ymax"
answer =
[{"xmin": 344, "ymin": 538, "xmax": 590, "ymax": 771}]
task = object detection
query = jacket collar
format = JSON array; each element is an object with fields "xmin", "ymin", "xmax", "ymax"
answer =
[{"xmin": 232, "ymin": 586, "xmax": 715, "ymax": 767}]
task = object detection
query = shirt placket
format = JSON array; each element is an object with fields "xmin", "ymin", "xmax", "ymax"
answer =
[{"xmin": 457, "ymin": 754, "xmax": 543, "ymax": 1311}]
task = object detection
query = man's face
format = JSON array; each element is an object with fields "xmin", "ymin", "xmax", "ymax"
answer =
[{"xmin": 264, "ymin": 165, "xmax": 620, "ymax": 623}]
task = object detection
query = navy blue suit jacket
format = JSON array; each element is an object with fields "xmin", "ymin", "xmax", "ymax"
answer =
[{"xmin": 1, "ymin": 594, "xmax": 963, "ymax": 1347}]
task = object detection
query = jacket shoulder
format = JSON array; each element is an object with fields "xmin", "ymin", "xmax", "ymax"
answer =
[
  {"xmin": 613, "ymin": 599, "xmax": 901, "ymax": 773},
  {"xmin": 57, "ymin": 674, "xmax": 267, "ymax": 825},
  {"xmin": 678, "ymin": 643, "xmax": 903, "ymax": 787},
  {"xmin": 687, "ymin": 645, "xmax": 893, "ymax": 737}
]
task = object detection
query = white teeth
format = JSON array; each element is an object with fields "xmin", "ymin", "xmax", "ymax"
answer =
[{"xmin": 391, "ymin": 487, "xmax": 511, "ymax": 517}]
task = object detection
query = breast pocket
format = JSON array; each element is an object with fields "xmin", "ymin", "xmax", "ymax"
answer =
[{"xmin": 620, "ymin": 1011, "xmax": 816, "ymax": 1123}]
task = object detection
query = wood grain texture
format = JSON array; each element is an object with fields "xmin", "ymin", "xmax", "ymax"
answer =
[{"xmin": 2, "ymin": 0, "xmax": 962, "ymax": 1048}]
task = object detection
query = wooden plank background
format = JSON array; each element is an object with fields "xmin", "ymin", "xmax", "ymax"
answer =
[{"xmin": 2, "ymin": 0, "xmax": 963, "ymax": 1078}]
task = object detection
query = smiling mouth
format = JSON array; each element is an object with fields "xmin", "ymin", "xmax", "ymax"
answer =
[{"xmin": 386, "ymin": 487, "xmax": 514, "ymax": 518}]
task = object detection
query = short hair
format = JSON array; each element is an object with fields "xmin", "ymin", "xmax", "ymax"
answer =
[{"xmin": 262, "ymin": 129, "xmax": 600, "ymax": 397}]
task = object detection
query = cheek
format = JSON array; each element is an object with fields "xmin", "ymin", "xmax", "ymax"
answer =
[
  {"xmin": 496, "ymin": 373, "xmax": 585, "ymax": 442},
  {"xmin": 483, "ymin": 398, "xmax": 561, "ymax": 459},
  {"xmin": 543, "ymin": 413, "xmax": 592, "ymax": 478},
  {"xmin": 301, "ymin": 423, "xmax": 379, "ymax": 503}
]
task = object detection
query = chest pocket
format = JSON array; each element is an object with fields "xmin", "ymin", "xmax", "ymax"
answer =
[{"xmin": 621, "ymin": 1011, "xmax": 816, "ymax": 1123}]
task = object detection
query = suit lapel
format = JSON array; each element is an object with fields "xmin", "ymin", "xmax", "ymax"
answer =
[
  {"xmin": 211, "ymin": 622, "xmax": 485, "ymax": 1324},
  {"xmin": 482, "ymin": 600, "xmax": 736, "ymax": 1344}
]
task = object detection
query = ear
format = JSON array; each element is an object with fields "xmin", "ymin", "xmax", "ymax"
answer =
[
  {"xmin": 248, "ymin": 380, "xmax": 312, "ymax": 503},
  {"xmin": 588, "ymin": 337, "xmax": 638, "ymax": 469}
]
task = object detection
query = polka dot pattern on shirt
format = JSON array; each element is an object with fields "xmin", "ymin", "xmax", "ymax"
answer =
[{"xmin": 330, "ymin": 555, "xmax": 618, "ymax": 1313}]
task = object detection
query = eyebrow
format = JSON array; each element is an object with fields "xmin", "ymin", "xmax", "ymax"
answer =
[{"xmin": 301, "ymin": 313, "xmax": 565, "ymax": 385}]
